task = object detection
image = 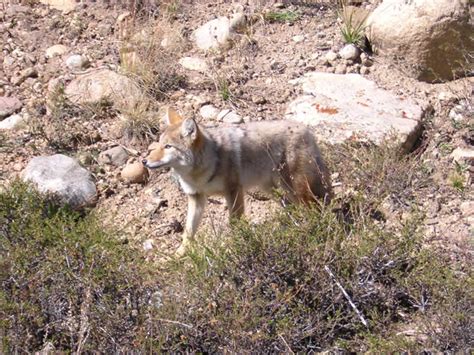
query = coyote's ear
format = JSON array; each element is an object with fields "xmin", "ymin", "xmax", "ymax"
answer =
[
  {"xmin": 165, "ymin": 107, "xmax": 183, "ymax": 125},
  {"xmin": 181, "ymin": 118, "xmax": 198, "ymax": 142}
]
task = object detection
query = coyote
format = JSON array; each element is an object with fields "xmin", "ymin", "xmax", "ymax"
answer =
[{"xmin": 143, "ymin": 108, "xmax": 333, "ymax": 255}]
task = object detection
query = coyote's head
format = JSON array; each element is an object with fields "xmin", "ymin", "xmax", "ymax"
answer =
[{"xmin": 142, "ymin": 107, "xmax": 201, "ymax": 171}]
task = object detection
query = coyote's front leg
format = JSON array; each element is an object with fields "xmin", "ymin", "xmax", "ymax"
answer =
[{"xmin": 175, "ymin": 193, "xmax": 207, "ymax": 256}]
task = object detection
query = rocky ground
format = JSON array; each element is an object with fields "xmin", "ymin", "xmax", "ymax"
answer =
[{"xmin": 0, "ymin": 0, "xmax": 472, "ymax": 260}]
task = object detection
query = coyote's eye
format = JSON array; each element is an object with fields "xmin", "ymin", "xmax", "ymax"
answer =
[{"xmin": 164, "ymin": 144, "xmax": 172, "ymax": 149}]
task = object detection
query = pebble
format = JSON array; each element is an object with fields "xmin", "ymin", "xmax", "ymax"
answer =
[
  {"xmin": 334, "ymin": 64, "xmax": 347, "ymax": 74},
  {"xmin": 99, "ymin": 146, "xmax": 129, "ymax": 167},
  {"xmin": 217, "ymin": 109, "xmax": 243, "ymax": 124},
  {"xmin": 121, "ymin": 162, "xmax": 149, "ymax": 184},
  {"xmin": 325, "ymin": 51, "xmax": 338, "ymax": 64},
  {"xmin": 292, "ymin": 35, "xmax": 305, "ymax": 43},
  {"xmin": 339, "ymin": 44, "xmax": 361, "ymax": 61},
  {"xmin": 45, "ymin": 44, "xmax": 69, "ymax": 58},
  {"xmin": 65, "ymin": 54, "xmax": 90, "ymax": 71},
  {"xmin": 19, "ymin": 66, "xmax": 37, "ymax": 82},
  {"xmin": 199, "ymin": 104, "xmax": 219, "ymax": 120}
]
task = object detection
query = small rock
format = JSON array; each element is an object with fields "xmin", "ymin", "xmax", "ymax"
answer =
[
  {"xmin": 99, "ymin": 146, "xmax": 129, "ymax": 167},
  {"xmin": 65, "ymin": 54, "xmax": 89, "ymax": 71},
  {"xmin": 334, "ymin": 64, "xmax": 347, "ymax": 74},
  {"xmin": 77, "ymin": 152, "xmax": 94, "ymax": 166},
  {"xmin": 229, "ymin": 12, "xmax": 246, "ymax": 32},
  {"xmin": 274, "ymin": 2, "xmax": 285, "ymax": 9},
  {"xmin": 451, "ymin": 147, "xmax": 474, "ymax": 164},
  {"xmin": 0, "ymin": 96, "xmax": 22, "ymax": 119},
  {"xmin": 121, "ymin": 162, "xmax": 149, "ymax": 184},
  {"xmin": 178, "ymin": 57, "xmax": 209, "ymax": 73},
  {"xmin": 200, "ymin": 104, "xmax": 219, "ymax": 120},
  {"xmin": 438, "ymin": 91, "xmax": 457, "ymax": 102},
  {"xmin": 217, "ymin": 109, "xmax": 243, "ymax": 124},
  {"xmin": 252, "ymin": 96, "xmax": 267, "ymax": 105},
  {"xmin": 11, "ymin": 67, "xmax": 38, "ymax": 86},
  {"xmin": 40, "ymin": 0, "xmax": 76, "ymax": 12},
  {"xmin": 360, "ymin": 66, "xmax": 370, "ymax": 75},
  {"xmin": 0, "ymin": 114, "xmax": 26, "ymax": 130},
  {"xmin": 292, "ymin": 35, "xmax": 305, "ymax": 43},
  {"xmin": 325, "ymin": 51, "xmax": 338, "ymax": 64},
  {"xmin": 143, "ymin": 239, "xmax": 154, "ymax": 251},
  {"xmin": 339, "ymin": 44, "xmax": 361, "ymax": 61},
  {"xmin": 460, "ymin": 201, "xmax": 473, "ymax": 217},
  {"xmin": 361, "ymin": 57, "xmax": 374, "ymax": 67},
  {"xmin": 193, "ymin": 17, "xmax": 233, "ymax": 50},
  {"xmin": 45, "ymin": 44, "xmax": 69, "ymax": 58}
]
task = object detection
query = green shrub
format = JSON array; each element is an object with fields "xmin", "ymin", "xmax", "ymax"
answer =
[{"xmin": 0, "ymin": 182, "xmax": 157, "ymax": 353}]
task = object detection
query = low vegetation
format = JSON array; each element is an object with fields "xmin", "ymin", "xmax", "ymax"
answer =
[
  {"xmin": 1, "ymin": 141, "xmax": 471, "ymax": 352},
  {"xmin": 0, "ymin": 182, "xmax": 158, "ymax": 352},
  {"xmin": 263, "ymin": 10, "xmax": 300, "ymax": 24}
]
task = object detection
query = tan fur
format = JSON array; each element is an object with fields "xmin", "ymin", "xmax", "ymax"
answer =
[{"xmin": 143, "ymin": 108, "xmax": 333, "ymax": 255}]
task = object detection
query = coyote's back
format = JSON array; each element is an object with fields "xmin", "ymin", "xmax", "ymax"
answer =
[{"xmin": 204, "ymin": 120, "xmax": 333, "ymax": 204}]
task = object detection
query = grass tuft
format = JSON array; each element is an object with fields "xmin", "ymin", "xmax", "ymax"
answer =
[
  {"xmin": 337, "ymin": 0, "xmax": 369, "ymax": 45},
  {"xmin": 264, "ymin": 10, "xmax": 300, "ymax": 24}
]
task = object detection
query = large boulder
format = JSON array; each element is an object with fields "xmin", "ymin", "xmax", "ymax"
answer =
[
  {"xmin": 367, "ymin": 0, "xmax": 473, "ymax": 82},
  {"xmin": 64, "ymin": 69, "xmax": 142, "ymax": 110},
  {"xmin": 286, "ymin": 72, "xmax": 424, "ymax": 152},
  {"xmin": 21, "ymin": 154, "xmax": 97, "ymax": 209}
]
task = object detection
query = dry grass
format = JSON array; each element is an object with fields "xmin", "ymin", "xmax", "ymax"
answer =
[{"xmin": 117, "ymin": 15, "xmax": 187, "ymax": 143}]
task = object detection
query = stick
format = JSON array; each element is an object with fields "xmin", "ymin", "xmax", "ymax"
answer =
[
  {"xmin": 156, "ymin": 318, "xmax": 193, "ymax": 329},
  {"xmin": 324, "ymin": 265, "xmax": 369, "ymax": 328},
  {"xmin": 278, "ymin": 334, "xmax": 295, "ymax": 355}
]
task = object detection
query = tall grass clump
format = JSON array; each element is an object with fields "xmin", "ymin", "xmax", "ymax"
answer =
[
  {"xmin": 0, "ymin": 182, "xmax": 158, "ymax": 353},
  {"xmin": 337, "ymin": 0, "xmax": 369, "ymax": 46}
]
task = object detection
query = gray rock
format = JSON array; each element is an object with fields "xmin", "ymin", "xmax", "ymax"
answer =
[
  {"xmin": 98, "ymin": 146, "xmax": 129, "ymax": 167},
  {"xmin": 292, "ymin": 35, "xmax": 305, "ymax": 43},
  {"xmin": 325, "ymin": 51, "xmax": 338, "ymax": 64},
  {"xmin": 334, "ymin": 64, "xmax": 347, "ymax": 74},
  {"xmin": 200, "ymin": 104, "xmax": 219, "ymax": 120},
  {"xmin": 0, "ymin": 96, "xmax": 22, "ymax": 119},
  {"xmin": 287, "ymin": 72, "xmax": 423, "ymax": 151},
  {"xmin": 178, "ymin": 57, "xmax": 209, "ymax": 73},
  {"xmin": 339, "ymin": 44, "xmax": 360, "ymax": 61},
  {"xmin": 64, "ymin": 69, "xmax": 142, "ymax": 110},
  {"xmin": 451, "ymin": 147, "xmax": 474, "ymax": 164},
  {"xmin": 45, "ymin": 44, "xmax": 69, "ymax": 58},
  {"xmin": 0, "ymin": 114, "xmax": 27, "ymax": 130},
  {"xmin": 40, "ymin": 0, "xmax": 76, "ymax": 12},
  {"xmin": 11, "ymin": 67, "xmax": 37, "ymax": 86},
  {"xmin": 217, "ymin": 109, "xmax": 243, "ymax": 124},
  {"xmin": 193, "ymin": 16, "xmax": 239, "ymax": 50},
  {"xmin": 21, "ymin": 154, "xmax": 97, "ymax": 209},
  {"xmin": 367, "ymin": 0, "xmax": 473, "ymax": 82},
  {"xmin": 65, "ymin": 54, "xmax": 90, "ymax": 71}
]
